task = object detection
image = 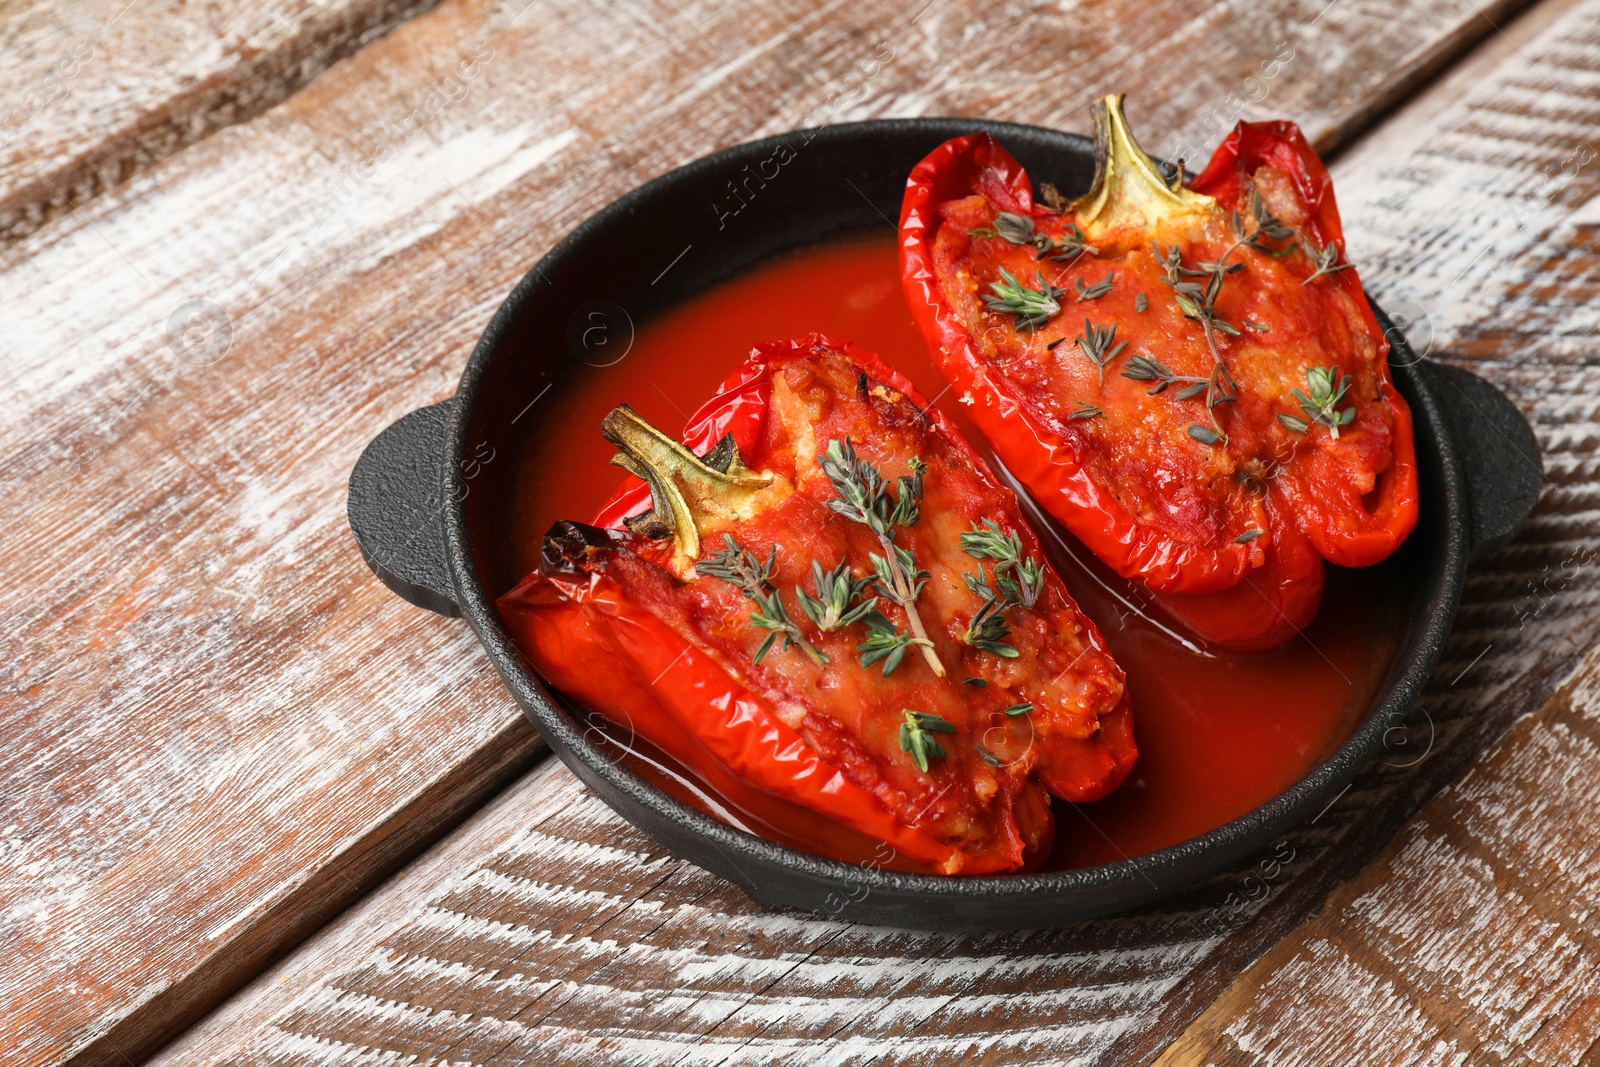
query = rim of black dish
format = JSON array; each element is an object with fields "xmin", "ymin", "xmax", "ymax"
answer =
[{"xmin": 442, "ymin": 118, "xmax": 1467, "ymax": 905}]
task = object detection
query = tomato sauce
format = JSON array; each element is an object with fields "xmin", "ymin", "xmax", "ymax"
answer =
[{"xmin": 506, "ymin": 234, "xmax": 1404, "ymax": 872}]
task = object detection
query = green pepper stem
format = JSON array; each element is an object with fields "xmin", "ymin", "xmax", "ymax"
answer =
[
  {"xmin": 601, "ymin": 405, "xmax": 772, "ymax": 568},
  {"xmin": 1070, "ymin": 93, "xmax": 1216, "ymax": 238}
]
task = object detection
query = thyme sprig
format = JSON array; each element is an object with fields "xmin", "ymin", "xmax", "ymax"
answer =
[
  {"xmin": 899, "ymin": 710, "xmax": 955, "ymax": 772},
  {"xmin": 968, "ymin": 211, "xmax": 1096, "ymax": 263},
  {"xmin": 959, "ymin": 520, "xmax": 1043, "ymax": 659},
  {"xmin": 1302, "ymin": 239, "xmax": 1354, "ymax": 285},
  {"xmin": 796, "ymin": 560, "xmax": 878, "ymax": 633},
  {"xmin": 968, "ymin": 211, "xmax": 1036, "ymax": 245},
  {"xmin": 1281, "ymin": 365, "xmax": 1356, "ymax": 438},
  {"xmin": 819, "ymin": 439, "xmax": 946, "ymax": 677},
  {"xmin": 960, "ymin": 520, "xmax": 1044, "ymax": 609},
  {"xmin": 1070, "ymin": 401, "xmax": 1104, "ymax": 420},
  {"xmin": 984, "ymin": 268, "xmax": 1066, "ymax": 331},
  {"xmin": 859, "ymin": 616, "xmax": 932, "ymax": 676},
  {"xmin": 1075, "ymin": 318, "xmax": 1129, "ymax": 385},
  {"xmin": 1042, "ymin": 222, "xmax": 1097, "ymax": 263},
  {"xmin": 1233, "ymin": 188, "xmax": 1296, "ymax": 249},
  {"xmin": 1153, "ymin": 189, "xmax": 1292, "ymax": 445},
  {"xmin": 1121, "ymin": 353, "xmax": 1210, "ymax": 399},
  {"xmin": 1075, "ymin": 271, "xmax": 1116, "ymax": 301},
  {"xmin": 1155, "ymin": 241, "xmax": 1240, "ymax": 444},
  {"xmin": 698, "ymin": 534, "xmax": 828, "ymax": 666},
  {"xmin": 962, "ymin": 582, "xmax": 1020, "ymax": 658}
]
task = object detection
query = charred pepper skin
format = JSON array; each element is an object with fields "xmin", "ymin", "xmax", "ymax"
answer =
[
  {"xmin": 499, "ymin": 338, "xmax": 1135, "ymax": 875},
  {"xmin": 899, "ymin": 97, "xmax": 1418, "ymax": 652}
]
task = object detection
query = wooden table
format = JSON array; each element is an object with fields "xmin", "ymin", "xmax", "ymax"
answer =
[{"xmin": 5, "ymin": 0, "xmax": 1599, "ymax": 1062}]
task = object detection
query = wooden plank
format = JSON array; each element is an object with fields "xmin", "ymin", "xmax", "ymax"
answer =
[
  {"xmin": 150, "ymin": 757, "xmax": 1231, "ymax": 1066},
  {"xmin": 0, "ymin": 0, "xmax": 445, "ymax": 243},
  {"xmin": 157, "ymin": 0, "xmax": 1600, "ymax": 1060},
  {"xmin": 140, "ymin": 6, "xmax": 1600, "ymax": 1053},
  {"xmin": 1150, "ymin": 651, "xmax": 1600, "ymax": 1064},
  {"xmin": 1142, "ymin": 0, "xmax": 1600, "ymax": 1060},
  {"xmin": 0, "ymin": 0, "xmax": 1551, "ymax": 1064},
  {"xmin": 1157, "ymin": 666, "xmax": 1600, "ymax": 1061}
]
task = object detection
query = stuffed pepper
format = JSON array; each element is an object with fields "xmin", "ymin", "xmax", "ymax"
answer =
[
  {"xmin": 899, "ymin": 94, "xmax": 1418, "ymax": 651},
  {"xmin": 499, "ymin": 337, "xmax": 1135, "ymax": 875}
]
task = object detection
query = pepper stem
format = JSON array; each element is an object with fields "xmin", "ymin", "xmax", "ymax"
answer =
[
  {"xmin": 1070, "ymin": 93, "xmax": 1216, "ymax": 238},
  {"xmin": 601, "ymin": 405, "xmax": 773, "ymax": 569}
]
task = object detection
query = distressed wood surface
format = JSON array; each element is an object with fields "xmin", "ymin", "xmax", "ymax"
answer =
[
  {"xmin": 0, "ymin": 0, "xmax": 445, "ymax": 243},
  {"xmin": 0, "ymin": 0, "xmax": 1565, "ymax": 1064},
  {"xmin": 150, "ymin": 756, "xmax": 1256, "ymax": 1066},
  {"xmin": 135, "ymin": 1, "xmax": 1600, "ymax": 1061},
  {"xmin": 1145, "ymin": 1, "xmax": 1600, "ymax": 1061},
  {"xmin": 1153, "ymin": 654, "xmax": 1600, "ymax": 1064}
]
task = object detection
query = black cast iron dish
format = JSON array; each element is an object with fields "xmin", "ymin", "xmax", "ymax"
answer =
[{"xmin": 347, "ymin": 119, "xmax": 1542, "ymax": 930}]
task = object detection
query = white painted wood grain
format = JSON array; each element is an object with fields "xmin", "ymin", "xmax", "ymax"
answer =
[
  {"xmin": 149, "ymin": 758, "xmax": 1237, "ymax": 1066},
  {"xmin": 1156, "ymin": 646, "xmax": 1600, "ymax": 1066},
  {"xmin": 0, "ymin": 0, "xmax": 1558, "ymax": 1063},
  {"xmin": 0, "ymin": 0, "xmax": 445, "ymax": 242},
  {"xmin": 1152, "ymin": 1, "xmax": 1600, "ymax": 1060}
]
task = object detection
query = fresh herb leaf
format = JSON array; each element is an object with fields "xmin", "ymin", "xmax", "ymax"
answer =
[
  {"xmin": 1149, "ymin": 192, "xmax": 1290, "ymax": 445},
  {"xmin": 972, "ymin": 210, "xmax": 1097, "ymax": 263},
  {"xmin": 699, "ymin": 534, "xmax": 827, "ymax": 666},
  {"xmin": 984, "ymin": 267, "xmax": 1066, "ymax": 331},
  {"xmin": 795, "ymin": 559, "xmax": 877, "ymax": 633},
  {"xmin": 1235, "ymin": 188, "xmax": 1295, "ymax": 246},
  {"xmin": 1302, "ymin": 239, "xmax": 1354, "ymax": 284},
  {"xmin": 1121, "ymin": 353, "xmax": 1209, "ymax": 397},
  {"xmin": 968, "ymin": 211, "xmax": 1038, "ymax": 245},
  {"xmin": 1188, "ymin": 424, "xmax": 1225, "ymax": 446},
  {"xmin": 959, "ymin": 519, "xmax": 1025, "ymax": 566},
  {"xmin": 899, "ymin": 709, "xmax": 955, "ymax": 772},
  {"xmin": 962, "ymin": 591, "xmax": 1020, "ymax": 658},
  {"xmin": 1134, "ymin": 291, "xmax": 1148, "ymax": 313},
  {"xmin": 1070, "ymin": 400, "xmax": 1104, "ymax": 420},
  {"xmin": 960, "ymin": 520, "xmax": 1045, "ymax": 610},
  {"xmin": 1291, "ymin": 365, "xmax": 1357, "ymax": 438},
  {"xmin": 819, "ymin": 438, "xmax": 926, "ymax": 536},
  {"xmin": 1075, "ymin": 318, "xmax": 1130, "ymax": 385},
  {"xmin": 1039, "ymin": 221, "xmax": 1096, "ymax": 262},
  {"xmin": 1075, "ymin": 271, "xmax": 1115, "ymax": 301},
  {"xmin": 1002, "ymin": 701, "xmax": 1033, "ymax": 717},
  {"xmin": 1278, "ymin": 412, "xmax": 1310, "ymax": 434},
  {"xmin": 820, "ymin": 439, "xmax": 946, "ymax": 677},
  {"xmin": 963, "ymin": 676, "xmax": 988, "ymax": 687},
  {"xmin": 1234, "ymin": 528, "xmax": 1265, "ymax": 543},
  {"xmin": 857, "ymin": 615, "xmax": 932, "ymax": 676},
  {"xmin": 975, "ymin": 743, "xmax": 1004, "ymax": 767}
]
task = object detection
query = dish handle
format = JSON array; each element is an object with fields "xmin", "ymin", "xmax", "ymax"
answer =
[
  {"xmin": 1416, "ymin": 359, "xmax": 1543, "ymax": 563},
  {"xmin": 346, "ymin": 398, "xmax": 462, "ymax": 618}
]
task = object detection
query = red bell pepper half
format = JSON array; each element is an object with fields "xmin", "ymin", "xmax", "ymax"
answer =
[
  {"xmin": 899, "ymin": 95, "xmax": 1418, "ymax": 651},
  {"xmin": 499, "ymin": 337, "xmax": 1135, "ymax": 875}
]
